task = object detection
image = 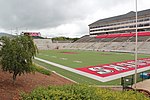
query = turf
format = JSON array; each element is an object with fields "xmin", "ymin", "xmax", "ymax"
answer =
[
  {"xmin": 33, "ymin": 59, "xmax": 150, "ymax": 85},
  {"xmin": 34, "ymin": 49, "xmax": 150, "ymax": 85},
  {"xmin": 36, "ymin": 49, "xmax": 150, "ymax": 68},
  {"xmin": 33, "ymin": 59, "xmax": 121, "ymax": 85}
]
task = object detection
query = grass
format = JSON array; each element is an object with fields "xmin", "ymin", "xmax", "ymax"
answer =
[
  {"xmin": 32, "ymin": 63, "xmax": 51, "ymax": 76},
  {"xmin": 33, "ymin": 59, "xmax": 121, "ymax": 85},
  {"xmin": 36, "ymin": 49, "xmax": 150, "ymax": 68},
  {"xmin": 33, "ymin": 59, "xmax": 150, "ymax": 85},
  {"xmin": 33, "ymin": 49, "xmax": 150, "ymax": 85}
]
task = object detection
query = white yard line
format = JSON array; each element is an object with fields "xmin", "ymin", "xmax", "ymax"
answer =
[
  {"xmin": 51, "ymin": 56, "xmax": 57, "ymax": 58},
  {"xmin": 60, "ymin": 58, "xmax": 68, "ymax": 60},
  {"xmin": 73, "ymin": 60, "xmax": 82, "ymax": 63}
]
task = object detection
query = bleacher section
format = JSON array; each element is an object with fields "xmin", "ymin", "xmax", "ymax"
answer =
[
  {"xmin": 113, "ymin": 37, "xmax": 132, "ymax": 42},
  {"xmin": 34, "ymin": 39, "xmax": 52, "ymax": 50},
  {"xmin": 33, "ymin": 32, "xmax": 150, "ymax": 54},
  {"xmin": 75, "ymin": 35, "xmax": 100, "ymax": 42}
]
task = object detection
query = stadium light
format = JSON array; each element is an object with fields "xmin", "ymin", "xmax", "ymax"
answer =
[{"xmin": 134, "ymin": 0, "xmax": 138, "ymax": 90}]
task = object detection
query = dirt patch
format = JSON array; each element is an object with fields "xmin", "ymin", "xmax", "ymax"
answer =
[{"xmin": 0, "ymin": 70, "xmax": 74, "ymax": 100}]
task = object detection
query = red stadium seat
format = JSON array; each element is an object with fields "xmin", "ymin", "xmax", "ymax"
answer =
[
  {"xmin": 106, "ymin": 34, "xmax": 120, "ymax": 38},
  {"xmin": 96, "ymin": 34, "xmax": 108, "ymax": 38},
  {"xmin": 96, "ymin": 32, "xmax": 150, "ymax": 38}
]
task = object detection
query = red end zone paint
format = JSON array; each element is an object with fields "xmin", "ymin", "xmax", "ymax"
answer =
[{"xmin": 76, "ymin": 58, "xmax": 150, "ymax": 77}]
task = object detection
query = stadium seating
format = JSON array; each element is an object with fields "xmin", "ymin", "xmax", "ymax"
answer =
[
  {"xmin": 33, "ymin": 32, "xmax": 150, "ymax": 54},
  {"xmin": 100, "ymin": 38, "xmax": 116, "ymax": 42},
  {"xmin": 113, "ymin": 37, "xmax": 132, "ymax": 42}
]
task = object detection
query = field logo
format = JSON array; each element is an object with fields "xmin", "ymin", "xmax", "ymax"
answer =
[
  {"xmin": 88, "ymin": 67, "xmax": 113, "ymax": 74},
  {"xmin": 76, "ymin": 58, "xmax": 150, "ymax": 77}
]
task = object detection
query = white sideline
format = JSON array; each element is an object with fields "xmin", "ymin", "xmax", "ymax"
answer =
[
  {"xmin": 35, "ymin": 57, "xmax": 150, "ymax": 82},
  {"xmin": 35, "ymin": 57, "xmax": 107, "ymax": 82}
]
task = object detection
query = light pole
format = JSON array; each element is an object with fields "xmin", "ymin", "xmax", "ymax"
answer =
[{"xmin": 134, "ymin": 0, "xmax": 138, "ymax": 90}]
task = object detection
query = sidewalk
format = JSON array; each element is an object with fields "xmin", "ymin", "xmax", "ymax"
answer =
[{"xmin": 132, "ymin": 79, "xmax": 150, "ymax": 92}]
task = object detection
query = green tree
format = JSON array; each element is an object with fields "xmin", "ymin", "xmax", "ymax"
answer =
[{"xmin": 0, "ymin": 35, "xmax": 38, "ymax": 83}]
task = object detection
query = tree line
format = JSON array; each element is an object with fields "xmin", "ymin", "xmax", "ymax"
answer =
[{"xmin": 52, "ymin": 36, "xmax": 79, "ymax": 42}]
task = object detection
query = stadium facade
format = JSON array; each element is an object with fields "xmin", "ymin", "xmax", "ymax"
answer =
[
  {"xmin": 22, "ymin": 32, "xmax": 41, "ymax": 37},
  {"xmin": 89, "ymin": 9, "xmax": 150, "ymax": 35}
]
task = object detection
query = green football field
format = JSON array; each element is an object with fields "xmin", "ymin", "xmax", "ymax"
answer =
[
  {"xmin": 36, "ymin": 49, "xmax": 150, "ymax": 68},
  {"xmin": 34, "ymin": 49, "xmax": 150, "ymax": 85}
]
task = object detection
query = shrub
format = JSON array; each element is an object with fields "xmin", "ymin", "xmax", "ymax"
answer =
[{"xmin": 21, "ymin": 84, "xmax": 149, "ymax": 100}]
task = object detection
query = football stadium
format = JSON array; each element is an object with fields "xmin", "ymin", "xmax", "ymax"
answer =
[
  {"xmin": 2, "ymin": 1, "xmax": 150, "ymax": 99},
  {"xmin": 32, "ymin": 9, "xmax": 150, "ymax": 85}
]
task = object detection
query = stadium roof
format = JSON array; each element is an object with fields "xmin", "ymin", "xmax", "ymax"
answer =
[{"xmin": 89, "ymin": 9, "xmax": 150, "ymax": 26}]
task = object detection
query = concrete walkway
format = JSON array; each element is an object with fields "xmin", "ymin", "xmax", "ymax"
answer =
[{"xmin": 132, "ymin": 79, "xmax": 150, "ymax": 92}]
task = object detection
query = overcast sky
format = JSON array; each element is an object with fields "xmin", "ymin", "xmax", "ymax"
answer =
[{"xmin": 0, "ymin": 0, "xmax": 150, "ymax": 38}]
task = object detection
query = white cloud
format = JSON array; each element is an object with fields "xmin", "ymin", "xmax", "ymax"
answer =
[{"xmin": 0, "ymin": 0, "xmax": 150, "ymax": 37}]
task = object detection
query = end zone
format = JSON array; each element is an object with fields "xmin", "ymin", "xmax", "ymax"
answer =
[{"xmin": 76, "ymin": 58, "xmax": 150, "ymax": 81}]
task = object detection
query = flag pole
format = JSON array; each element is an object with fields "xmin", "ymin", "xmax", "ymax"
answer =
[{"xmin": 134, "ymin": 0, "xmax": 138, "ymax": 90}]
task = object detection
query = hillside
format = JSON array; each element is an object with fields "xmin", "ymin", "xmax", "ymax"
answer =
[
  {"xmin": 0, "ymin": 32, "xmax": 14, "ymax": 37},
  {"xmin": 0, "ymin": 69, "xmax": 73, "ymax": 100}
]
